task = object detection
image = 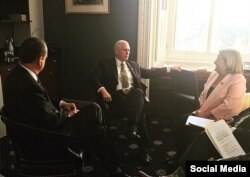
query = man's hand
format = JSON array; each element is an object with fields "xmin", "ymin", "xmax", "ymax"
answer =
[
  {"xmin": 68, "ymin": 109, "xmax": 80, "ymax": 117},
  {"xmin": 60, "ymin": 101, "xmax": 79, "ymax": 117},
  {"xmin": 170, "ymin": 65, "xmax": 181, "ymax": 72},
  {"xmin": 100, "ymin": 88, "xmax": 112, "ymax": 102}
]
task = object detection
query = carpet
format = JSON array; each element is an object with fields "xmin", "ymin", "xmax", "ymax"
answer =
[
  {"xmin": 79, "ymin": 117, "xmax": 179, "ymax": 177},
  {"xmin": 0, "ymin": 117, "xmax": 179, "ymax": 177}
]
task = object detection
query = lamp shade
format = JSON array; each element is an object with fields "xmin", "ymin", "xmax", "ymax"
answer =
[{"xmin": 241, "ymin": 92, "xmax": 250, "ymax": 112}]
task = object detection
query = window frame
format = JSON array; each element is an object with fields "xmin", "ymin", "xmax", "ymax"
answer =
[{"xmin": 144, "ymin": 0, "xmax": 250, "ymax": 69}]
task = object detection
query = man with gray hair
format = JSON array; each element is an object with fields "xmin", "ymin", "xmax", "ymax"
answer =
[{"xmin": 92, "ymin": 40, "xmax": 181, "ymax": 163}]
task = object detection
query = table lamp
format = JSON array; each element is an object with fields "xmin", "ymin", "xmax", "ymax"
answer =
[{"xmin": 241, "ymin": 92, "xmax": 250, "ymax": 112}]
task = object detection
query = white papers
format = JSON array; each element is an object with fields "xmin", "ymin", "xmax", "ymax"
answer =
[
  {"xmin": 205, "ymin": 119, "xmax": 246, "ymax": 158},
  {"xmin": 186, "ymin": 115, "xmax": 214, "ymax": 128}
]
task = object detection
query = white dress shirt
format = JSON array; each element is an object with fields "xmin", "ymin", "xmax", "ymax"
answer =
[
  {"xmin": 20, "ymin": 64, "xmax": 38, "ymax": 82},
  {"xmin": 97, "ymin": 59, "xmax": 170, "ymax": 93}
]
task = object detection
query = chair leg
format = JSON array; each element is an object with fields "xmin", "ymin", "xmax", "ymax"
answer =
[{"xmin": 68, "ymin": 148, "xmax": 85, "ymax": 175}]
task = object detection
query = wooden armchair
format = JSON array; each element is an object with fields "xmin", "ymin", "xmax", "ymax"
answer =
[{"xmin": 0, "ymin": 108, "xmax": 84, "ymax": 177}]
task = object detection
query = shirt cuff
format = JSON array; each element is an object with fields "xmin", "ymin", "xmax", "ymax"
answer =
[
  {"xmin": 166, "ymin": 66, "xmax": 171, "ymax": 73},
  {"xmin": 97, "ymin": 87, "xmax": 105, "ymax": 93},
  {"xmin": 59, "ymin": 100, "xmax": 66, "ymax": 107}
]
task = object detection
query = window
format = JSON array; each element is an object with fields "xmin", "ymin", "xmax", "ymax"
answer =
[{"xmin": 154, "ymin": 0, "xmax": 250, "ymax": 67}]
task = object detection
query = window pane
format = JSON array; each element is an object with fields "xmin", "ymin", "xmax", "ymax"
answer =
[
  {"xmin": 175, "ymin": 0, "xmax": 211, "ymax": 52},
  {"xmin": 211, "ymin": 0, "xmax": 250, "ymax": 54}
]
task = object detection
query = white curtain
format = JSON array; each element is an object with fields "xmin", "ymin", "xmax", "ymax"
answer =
[{"xmin": 137, "ymin": 0, "xmax": 159, "ymax": 95}]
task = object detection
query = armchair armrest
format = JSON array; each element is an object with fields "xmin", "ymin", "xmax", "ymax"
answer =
[
  {"xmin": 0, "ymin": 115, "xmax": 70, "ymax": 141},
  {"xmin": 217, "ymin": 153, "xmax": 250, "ymax": 161}
]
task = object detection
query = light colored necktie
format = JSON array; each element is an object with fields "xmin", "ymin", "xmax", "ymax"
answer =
[{"xmin": 120, "ymin": 62, "xmax": 129, "ymax": 89}]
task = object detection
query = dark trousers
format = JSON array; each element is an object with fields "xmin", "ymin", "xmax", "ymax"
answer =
[
  {"xmin": 178, "ymin": 132, "xmax": 220, "ymax": 170},
  {"xmin": 178, "ymin": 125, "xmax": 250, "ymax": 170},
  {"xmin": 110, "ymin": 88, "xmax": 151, "ymax": 150},
  {"xmin": 62, "ymin": 101, "xmax": 119, "ymax": 175},
  {"xmin": 173, "ymin": 113, "xmax": 204, "ymax": 155}
]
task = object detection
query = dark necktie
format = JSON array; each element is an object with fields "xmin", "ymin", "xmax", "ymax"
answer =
[
  {"xmin": 120, "ymin": 62, "xmax": 129, "ymax": 88},
  {"xmin": 37, "ymin": 78, "xmax": 41, "ymax": 85}
]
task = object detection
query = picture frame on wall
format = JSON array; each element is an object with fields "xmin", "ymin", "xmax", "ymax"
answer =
[{"xmin": 65, "ymin": 0, "xmax": 110, "ymax": 14}]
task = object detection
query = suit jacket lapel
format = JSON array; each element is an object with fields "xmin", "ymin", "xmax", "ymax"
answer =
[
  {"xmin": 111, "ymin": 58, "xmax": 118, "ymax": 82},
  {"xmin": 37, "ymin": 80, "xmax": 57, "ymax": 111},
  {"xmin": 200, "ymin": 74, "xmax": 231, "ymax": 111},
  {"xmin": 126, "ymin": 62, "xmax": 136, "ymax": 79},
  {"xmin": 20, "ymin": 66, "xmax": 54, "ymax": 106},
  {"xmin": 37, "ymin": 81, "xmax": 50, "ymax": 100},
  {"xmin": 127, "ymin": 62, "xmax": 141, "ymax": 88}
]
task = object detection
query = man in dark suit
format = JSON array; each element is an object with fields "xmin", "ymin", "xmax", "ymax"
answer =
[
  {"xmin": 92, "ymin": 40, "xmax": 181, "ymax": 162},
  {"xmin": 3, "ymin": 37, "xmax": 130, "ymax": 177},
  {"xmin": 138, "ymin": 108, "xmax": 250, "ymax": 177}
]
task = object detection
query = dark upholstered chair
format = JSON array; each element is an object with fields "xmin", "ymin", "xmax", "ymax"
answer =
[
  {"xmin": 171, "ymin": 69, "xmax": 200, "ymax": 116},
  {"xmin": 217, "ymin": 153, "xmax": 250, "ymax": 161},
  {"xmin": 0, "ymin": 109, "xmax": 84, "ymax": 177},
  {"xmin": 97, "ymin": 83, "xmax": 151, "ymax": 132}
]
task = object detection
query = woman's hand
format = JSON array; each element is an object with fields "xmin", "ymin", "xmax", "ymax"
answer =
[
  {"xmin": 194, "ymin": 110, "xmax": 212, "ymax": 119},
  {"xmin": 225, "ymin": 117, "xmax": 234, "ymax": 126}
]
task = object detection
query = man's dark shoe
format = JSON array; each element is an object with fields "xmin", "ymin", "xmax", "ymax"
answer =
[
  {"xmin": 131, "ymin": 130, "xmax": 141, "ymax": 138},
  {"xmin": 110, "ymin": 167, "xmax": 131, "ymax": 177},
  {"xmin": 138, "ymin": 170, "xmax": 153, "ymax": 177},
  {"xmin": 138, "ymin": 151, "xmax": 152, "ymax": 164},
  {"xmin": 128, "ymin": 126, "xmax": 141, "ymax": 139},
  {"xmin": 115, "ymin": 171, "xmax": 132, "ymax": 177}
]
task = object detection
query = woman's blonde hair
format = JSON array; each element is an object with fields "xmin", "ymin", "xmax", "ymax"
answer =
[{"xmin": 219, "ymin": 49, "xmax": 243, "ymax": 74}]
